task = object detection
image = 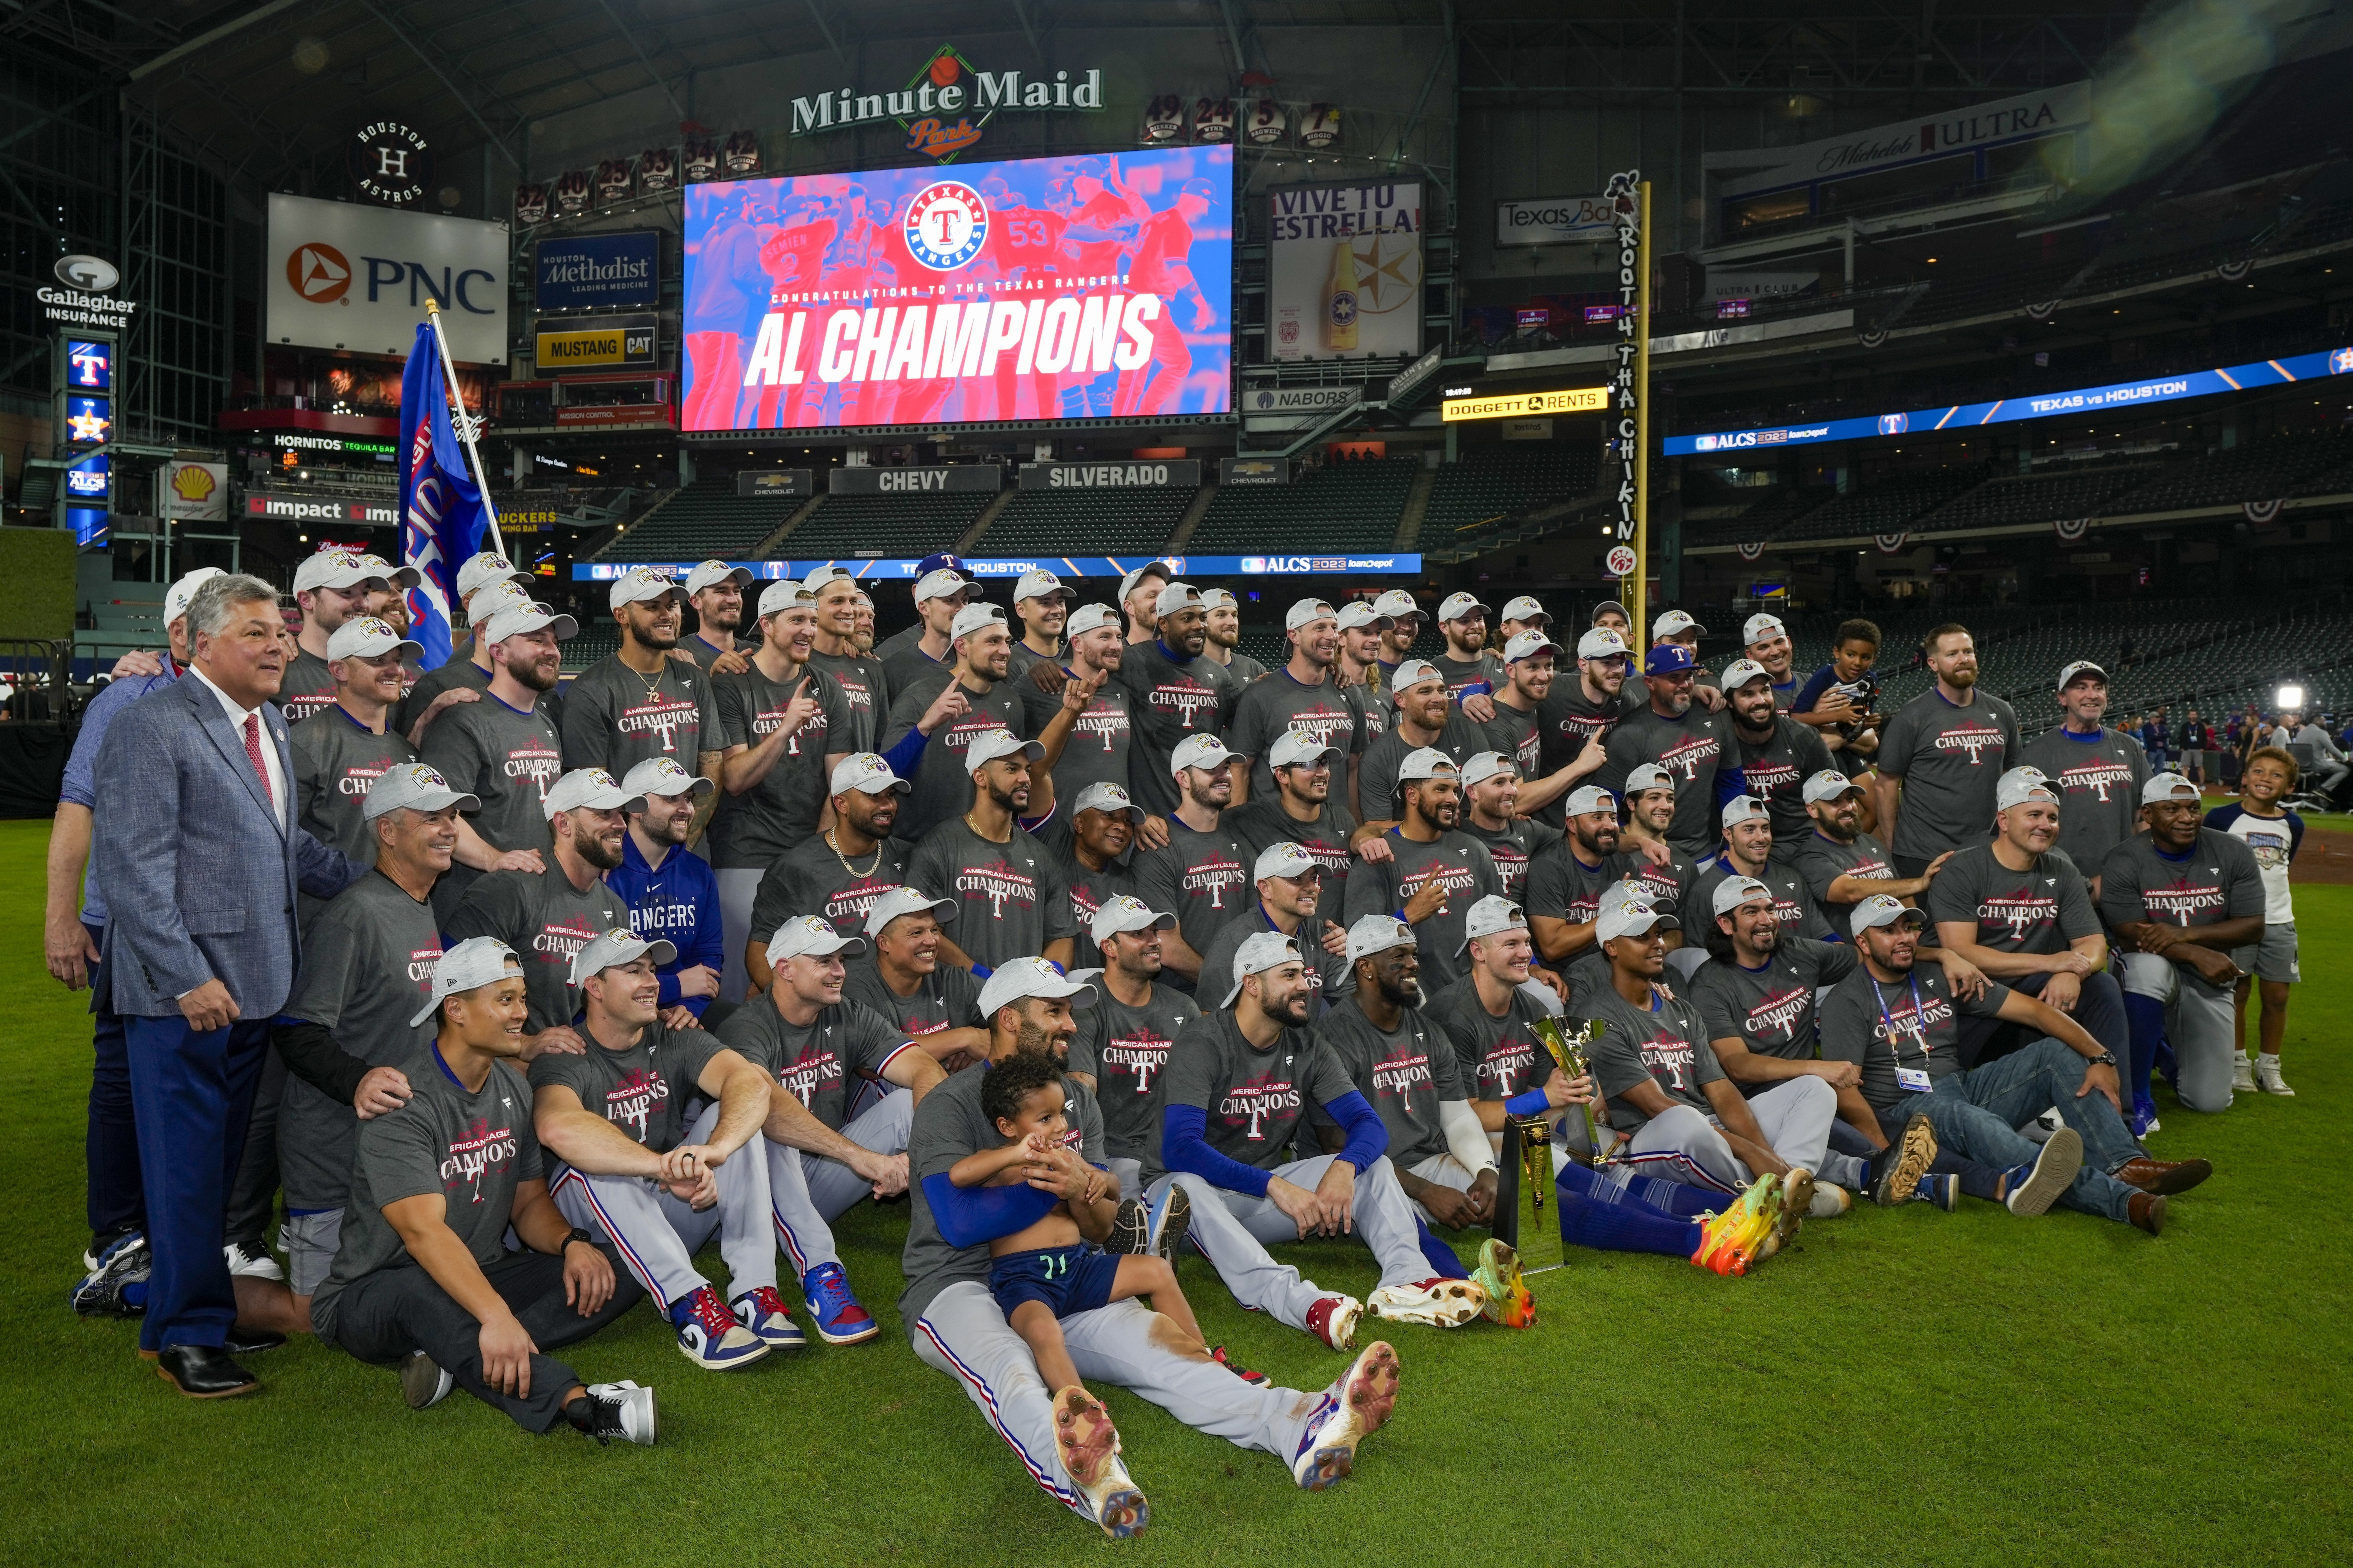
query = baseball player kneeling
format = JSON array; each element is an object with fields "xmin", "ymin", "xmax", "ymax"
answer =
[{"xmin": 532, "ymin": 929, "xmax": 790, "ymax": 1370}]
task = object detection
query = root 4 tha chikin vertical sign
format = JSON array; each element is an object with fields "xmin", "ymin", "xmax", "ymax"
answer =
[{"xmin": 1606, "ymin": 170, "xmax": 1651, "ymax": 643}]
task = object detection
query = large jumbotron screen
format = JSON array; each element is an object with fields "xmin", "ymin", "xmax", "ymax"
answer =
[{"xmin": 680, "ymin": 146, "xmax": 1233, "ymax": 432}]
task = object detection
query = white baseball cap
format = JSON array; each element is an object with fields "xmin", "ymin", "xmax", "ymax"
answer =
[
  {"xmin": 950, "ymin": 602, "xmax": 1006, "ymax": 641},
  {"xmin": 1459, "ymin": 750, "xmax": 1516, "ymax": 787},
  {"xmin": 862, "ymin": 886, "xmax": 957, "ymax": 937},
  {"xmin": 568, "ymin": 926, "xmax": 678, "ymax": 987},
  {"xmin": 1499, "ymin": 595, "xmax": 1550, "ymax": 625},
  {"xmin": 1720, "ymin": 658, "xmax": 1772, "ymax": 690},
  {"xmin": 1371, "ymin": 588, "xmax": 1422, "ymax": 621},
  {"xmin": 1596, "ymin": 897, "xmax": 1677, "ymax": 944},
  {"xmin": 363, "ymin": 760, "xmax": 479, "ymax": 821},
  {"xmin": 1071, "ymin": 781, "xmax": 1140, "ymax": 819},
  {"xmin": 768, "ymin": 913, "xmax": 866, "ymax": 962},
  {"xmin": 966, "ymin": 728, "xmax": 1044, "ymax": 772},
  {"xmin": 1065, "ymin": 603, "xmax": 1121, "ymax": 637},
  {"xmin": 1849, "ymin": 893, "xmax": 1923, "ymax": 939},
  {"xmin": 756, "ymin": 579, "xmax": 814, "ymax": 616},
  {"xmin": 1722, "ymin": 795, "xmax": 1771, "ymax": 830},
  {"xmin": 1223, "ymin": 930, "xmax": 1306, "ymax": 1005},
  {"xmin": 163, "ymin": 566, "xmax": 226, "ymax": 625},
  {"xmin": 609, "ymin": 565, "xmax": 685, "ymax": 611},
  {"xmin": 800, "ymin": 565, "xmax": 856, "ymax": 591},
  {"xmin": 1285, "ymin": 597, "xmax": 1338, "ymax": 632},
  {"xmin": 1801, "ymin": 769, "xmax": 1862, "ymax": 805},
  {"xmin": 407, "ymin": 936, "xmax": 522, "ymax": 1027},
  {"xmin": 912, "ymin": 568, "xmax": 971, "ymax": 605},
  {"xmin": 1252, "ymin": 841, "xmax": 1322, "ymax": 882},
  {"xmin": 1503, "ymin": 631, "xmax": 1562, "ymax": 664},
  {"xmin": 1153, "ymin": 581, "xmax": 1206, "ymax": 617},
  {"xmin": 978, "ymin": 957, "xmax": 1098, "ymax": 1018},
  {"xmin": 1437, "ymin": 591, "xmax": 1489, "ymax": 623},
  {"xmin": 1397, "ymin": 746, "xmax": 1459, "ymax": 782},
  {"xmin": 684, "ymin": 560, "xmax": 753, "ymax": 595},
  {"xmin": 1576, "ymin": 627, "xmax": 1630, "ymax": 660},
  {"xmin": 1199, "ymin": 588, "xmax": 1238, "ymax": 611},
  {"xmin": 1170, "ymin": 733, "xmax": 1237, "ymax": 776},
  {"xmin": 1710, "ymin": 874, "xmax": 1775, "ymax": 918},
  {"xmin": 1391, "ymin": 658, "xmax": 1445, "ymax": 694},
  {"xmin": 2057, "ymin": 659, "xmax": 2109, "ymax": 690},
  {"xmin": 1116, "ymin": 561, "xmax": 1174, "ymax": 604},
  {"xmin": 1592, "ymin": 600, "xmax": 1630, "ymax": 624},
  {"xmin": 325, "ymin": 615, "xmax": 422, "ymax": 662},
  {"xmin": 1336, "ymin": 601, "xmax": 1394, "ymax": 631},
  {"xmin": 295, "ymin": 547, "xmax": 412, "ymax": 593},
  {"xmin": 466, "ymin": 579, "xmax": 539, "ymax": 622},
  {"xmin": 1996, "ymin": 767, "xmax": 2058, "ymax": 811},
  {"xmin": 1343, "ymin": 914, "xmax": 1417, "ymax": 965},
  {"xmin": 830, "ymin": 753, "xmax": 910, "ymax": 796},
  {"xmin": 1742, "ymin": 613, "xmax": 1787, "ymax": 645},
  {"xmin": 2142, "ymin": 771, "xmax": 2201, "ymax": 805},
  {"xmin": 1623, "ymin": 763, "xmax": 1674, "ymax": 795},
  {"xmin": 457, "ymin": 552, "xmax": 530, "ymax": 601},
  {"xmin": 1014, "ymin": 569, "xmax": 1075, "ymax": 604},
  {"xmin": 1269, "ymin": 729, "xmax": 1341, "ymax": 770},
  {"xmin": 1458, "ymin": 894, "xmax": 1528, "ymax": 955},
  {"xmin": 1654, "ymin": 609, "xmax": 1706, "ymax": 638},
  {"xmin": 481, "ymin": 603, "xmax": 578, "ymax": 644},
  {"xmin": 1090, "ymin": 895, "xmax": 1176, "ymax": 948},
  {"xmin": 620, "ymin": 756, "xmax": 714, "ymax": 806},
  {"xmin": 1602, "ymin": 877, "xmax": 1655, "ymax": 909},
  {"xmin": 1565, "ymin": 783, "xmax": 1617, "ymax": 816},
  {"xmin": 542, "ymin": 767, "xmax": 631, "ymax": 819}
]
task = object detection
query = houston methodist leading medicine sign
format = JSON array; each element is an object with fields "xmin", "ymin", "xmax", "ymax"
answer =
[{"xmin": 266, "ymin": 193, "xmax": 510, "ymax": 363}]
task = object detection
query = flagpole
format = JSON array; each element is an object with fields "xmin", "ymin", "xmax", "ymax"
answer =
[{"xmin": 423, "ymin": 298, "xmax": 508, "ymax": 563}]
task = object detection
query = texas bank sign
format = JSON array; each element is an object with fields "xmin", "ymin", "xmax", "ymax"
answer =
[{"xmin": 789, "ymin": 43, "xmax": 1106, "ymax": 161}]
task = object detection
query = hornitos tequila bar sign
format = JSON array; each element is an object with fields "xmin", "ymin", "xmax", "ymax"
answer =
[{"xmin": 789, "ymin": 43, "xmax": 1105, "ymax": 162}]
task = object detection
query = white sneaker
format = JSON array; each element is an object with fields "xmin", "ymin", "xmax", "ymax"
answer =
[
  {"xmin": 2231, "ymin": 1051, "xmax": 2258, "ymax": 1093},
  {"xmin": 400, "ymin": 1351, "xmax": 455, "ymax": 1409},
  {"xmin": 1366, "ymin": 1277, "xmax": 1484, "ymax": 1328},
  {"xmin": 1807, "ymin": 1179, "xmax": 1853, "ymax": 1218},
  {"xmin": 224, "ymin": 1241, "xmax": 285, "ymax": 1282},
  {"xmin": 581, "ymin": 1381, "xmax": 657, "ymax": 1446},
  {"xmin": 2255, "ymin": 1056, "xmax": 2295, "ymax": 1096},
  {"xmin": 1050, "ymin": 1386, "xmax": 1147, "ymax": 1538}
]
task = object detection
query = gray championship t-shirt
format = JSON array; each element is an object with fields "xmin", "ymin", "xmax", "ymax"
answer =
[
  {"xmin": 2019, "ymin": 725, "xmax": 2151, "ymax": 874},
  {"xmin": 1153, "ymin": 1008, "xmax": 1355, "ymax": 1184},
  {"xmin": 1689, "ymin": 941, "xmax": 1859, "ymax": 1093},
  {"xmin": 1525, "ymin": 841, "xmax": 1619, "ymax": 929},
  {"xmin": 843, "ymin": 957, "xmax": 985, "ymax": 1048},
  {"xmin": 1924, "ymin": 842, "xmax": 2100, "ymax": 957},
  {"xmin": 1341, "ymin": 830, "xmax": 1505, "ymax": 994},
  {"xmin": 1227, "ymin": 796, "xmax": 1359, "ymax": 927},
  {"xmin": 279, "ymin": 649, "xmax": 340, "ymax": 725},
  {"xmin": 1423, "ymin": 974, "xmax": 1556, "ymax": 1104},
  {"xmin": 1314, "ymin": 997, "xmax": 1463, "ymax": 1169},
  {"xmin": 442, "ymin": 866, "xmax": 631, "ymax": 1032},
  {"xmin": 1197, "ymin": 910, "xmax": 1354, "ymax": 1020},
  {"xmin": 1029, "ymin": 811, "xmax": 1135, "ymax": 934},
  {"xmin": 417, "ymin": 690, "xmax": 562, "ymax": 915},
  {"xmin": 880, "ymin": 671, "xmax": 1029, "ymax": 843},
  {"xmin": 806, "ymin": 647, "xmax": 891, "ymax": 753},
  {"xmin": 1820, "ymin": 966, "xmax": 2010, "ymax": 1114},
  {"xmin": 905, "ymin": 817, "xmax": 1076, "ymax": 972},
  {"xmin": 1135, "ymin": 820, "xmax": 1255, "ymax": 960},
  {"xmin": 392, "ymin": 652, "xmax": 491, "ymax": 740},
  {"xmin": 1726, "ymin": 717, "xmax": 1833, "ymax": 857},
  {"xmin": 1480, "ymin": 699, "xmax": 1545, "ymax": 784},
  {"xmin": 748, "ymin": 831, "xmax": 913, "ymax": 943},
  {"xmin": 1580, "ymin": 981, "xmax": 1725, "ymax": 1137},
  {"xmin": 279, "ymin": 873, "xmax": 443, "ymax": 1210},
  {"xmin": 1877, "ymin": 688, "xmax": 2021, "ymax": 861},
  {"xmin": 1604, "ymin": 844, "xmax": 1703, "ymax": 928},
  {"xmin": 1431, "ymin": 651, "xmax": 1503, "ymax": 704},
  {"xmin": 1016, "ymin": 669, "xmax": 1137, "ymax": 803},
  {"xmin": 311, "ymin": 1049, "xmax": 539, "ymax": 1345},
  {"xmin": 1466, "ymin": 816, "xmax": 1564, "ymax": 906},
  {"xmin": 717, "ymin": 998, "xmax": 916, "ymax": 1132},
  {"xmin": 1067, "ymin": 983, "xmax": 1200, "ymax": 1167},
  {"xmin": 1113, "ymin": 641, "xmax": 1233, "ymax": 819},
  {"xmin": 562, "ymin": 653, "xmax": 730, "ymax": 782},
  {"xmin": 1692, "ymin": 860, "xmax": 1834, "ymax": 943},
  {"xmin": 1597, "ymin": 705, "xmax": 1733, "ymax": 859},
  {"xmin": 527, "ymin": 1018, "xmax": 725, "ymax": 1154},
  {"xmin": 290, "ymin": 708, "xmax": 417, "ymax": 921},
  {"xmin": 712, "ymin": 662, "xmax": 854, "ymax": 869},
  {"xmin": 1791, "ymin": 830, "xmax": 1899, "ymax": 935},
  {"xmin": 1359, "ymin": 710, "xmax": 1489, "ymax": 823},
  {"xmin": 2097, "ymin": 829, "xmax": 2265, "ymax": 935},
  {"xmin": 1227, "ymin": 673, "xmax": 1368, "ymax": 804}
]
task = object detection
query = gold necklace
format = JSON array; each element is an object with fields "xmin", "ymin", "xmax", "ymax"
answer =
[
  {"xmin": 825, "ymin": 828, "xmax": 882, "ymax": 878},
  {"xmin": 964, "ymin": 809, "xmax": 1010, "ymax": 844}
]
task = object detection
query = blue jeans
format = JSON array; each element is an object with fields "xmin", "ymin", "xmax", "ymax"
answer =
[
  {"xmin": 123, "ymin": 1015, "xmax": 273, "ymax": 1351},
  {"xmin": 1896, "ymin": 1038, "xmax": 2143, "ymax": 1223},
  {"xmin": 83, "ymin": 923, "xmax": 145, "ymax": 1238},
  {"xmin": 1825, "ymin": 1112, "xmax": 2006, "ymax": 1202},
  {"xmin": 1957, "ymin": 968, "xmax": 2130, "ymax": 1071}
]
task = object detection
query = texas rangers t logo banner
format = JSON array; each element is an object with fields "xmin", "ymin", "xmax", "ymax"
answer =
[
  {"xmin": 680, "ymin": 145, "xmax": 1232, "ymax": 432},
  {"xmin": 399, "ymin": 320, "xmax": 491, "ymax": 668}
]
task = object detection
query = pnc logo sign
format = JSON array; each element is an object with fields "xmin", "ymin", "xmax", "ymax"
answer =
[{"xmin": 288, "ymin": 242, "xmax": 352, "ymax": 303}]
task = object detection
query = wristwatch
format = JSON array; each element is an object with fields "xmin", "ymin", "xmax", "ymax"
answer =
[
  {"xmin": 2088, "ymin": 1050, "xmax": 2118, "ymax": 1067},
  {"xmin": 564, "ymin": 1226, "xmax": 597, "ymax": 1252}
]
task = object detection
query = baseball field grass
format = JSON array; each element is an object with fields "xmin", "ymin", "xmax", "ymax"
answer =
[{"xmin": 4, "ymin": 815, "xmax": 2346, "ymax": 1566}]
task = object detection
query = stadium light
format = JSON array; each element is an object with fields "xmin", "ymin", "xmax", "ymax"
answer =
[{"xmin": 2276, "ymin": 683, "xmax": 2305, "ymax": 711}]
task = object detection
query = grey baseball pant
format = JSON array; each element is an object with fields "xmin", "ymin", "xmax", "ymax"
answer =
[
  {"xmin": 715, "ymin": 867, "xmax": 763, "ymax": 1005},
  {"xmin": 1625, "ymin": 1077, "xmax": 1842, "ymax": 1192},
  {"xmin": 2117, "ymin": 952, "xmax": 2238, "ymax": 1113},
  {"xmin": 911, "ymin": 1282, "xmax": 1330, "ymax": 1525},
  {"xmin": 550, "ymin": 1103, "xmax": 777, "ymax": 1309},
  {"xmin": 767, "ymin": 1088, "xmax": 913, "ymax": 1277},
  {"xmin": 1404, "ymin": 1152, "xmax": 1480, "ymax": 1226},
  {"xmin": 1149, "ymin": 1155, "xmax": 1427, "ymax": 1330}
]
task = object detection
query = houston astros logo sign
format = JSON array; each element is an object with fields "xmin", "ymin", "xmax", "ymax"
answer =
[{"xmin": 904, "ymin": 181, "xmax": 990, "ymax": 270}]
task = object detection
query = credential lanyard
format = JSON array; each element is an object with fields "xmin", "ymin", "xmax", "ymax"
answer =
[{"xmin": 1868, "ymin": 974, "xmax": 1928, "ymax": 1069}]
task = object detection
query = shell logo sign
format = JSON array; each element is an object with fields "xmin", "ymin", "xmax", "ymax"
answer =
[{"xmin": 170, "ymin": 464, "xmax": 217, "ymax": 505}]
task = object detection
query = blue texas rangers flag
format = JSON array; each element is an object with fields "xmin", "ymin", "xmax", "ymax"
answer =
[{"xmin": 398, "ymin": 320, "xmax": 491, "ymax": 668}]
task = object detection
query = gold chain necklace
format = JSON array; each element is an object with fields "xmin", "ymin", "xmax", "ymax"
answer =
[{"xmin": 825, "ymin": 828, "xmax": 882, "ymax": 878}]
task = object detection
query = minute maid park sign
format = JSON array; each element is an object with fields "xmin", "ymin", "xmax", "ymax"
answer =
[{"xmin": 789, "ymin": 43, "xmax": 1105, "ymax": 161}]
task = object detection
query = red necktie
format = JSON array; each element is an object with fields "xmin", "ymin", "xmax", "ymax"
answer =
[{"xmin": 242, "ymin": 712, "xmax": 276, "ymax": 812}]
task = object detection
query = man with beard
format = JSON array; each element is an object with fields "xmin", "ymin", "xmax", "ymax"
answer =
[
  {"xmin": 1717, "ymin": 659, "xmax": 1832, "ymax": 859},
  {"xmin": 1693, "ymin": 797, "xmax": 1834, "ymax": 943},
  {"xmin": 281, "ymin": 549, "xmax": 418, "ymax": 723},
  {"xmin": 1360, "ymin": 661, "xmax": 1488, "ymax": 824},
  {"xmin": 607, "ymin": 757, "xmax": 724, "ymax": 1025},
  {"xmin": 1135, "ymin": 734, "xmax": 1255, "ymax": 987},
  {"xmin": 1532, "ymin": 627, "xmax": 1636, "ymax": 829},
  {"xmin": 1424, "ymin": 897, "xmax": 1585, "ymax": 1138},
  {"xmin": 1198, "ymin": 842, "xmax": 1356, "ymax": 1022},
  {"xmin": 1005, "ymin": 569, "xmax": 1075, "ymax": 682},
  {"xmin": 1740, "ymin": 612, "xmax": 1801, "ymax": 712},
  {"xmin": 879, "ymin": 567, "xmax": 986, "ymax": 693},
  {"xmin": 1367, "ymin": 589, "xmax": 1425, "ymax": 686},
  {"xmin": 1200, "ymin": 589, "xmax": 1267, "ymax": 686},
  {"xmin": 394, "ymin": 575, "xmax": 539, "ymax": 745},
  {"xmin": 1527, "ymin": 785, "xmax": 1630, "ymax": 966},
  {"xmin": 1156, "ymin": 929, "xmax": 1484, "ymax": 1339},
  {"xmin": 883, "ymin": 603, "xmax": 1046, "ymax": 843},
  {"xmin": 1481, "ymin": 633, "xmax": 1601, "ymax": 818},
  {"xmin": 1495, "ymin": 596, "xmax": 1549, "ymax": 646},
  {"xmin": 1874, "ymin": 625, "xmax": 2021, "ymax": 876},
  {"xmin": 1229, "ymin": 731, "xmax": 1380, "ymax": 929},
  {"xmin": 1115, "ymin": 560, "xmax": 1174, "ymax": 647},
  {"xmin": 1429, "ymin": 592, "xmax": 1503, "ymax": 704},
  {"xmin": 719, "ymin": 914, "xmax": 943, "ymax": 1347},
  {"xmin": 908, "ymin": 728, "xmax": 1078, "ymax": 974},
  {"xmin": 2020, "ymin": 661, "xmax": 2150, "ymax": 896},
  {"xmin": 681, "ymin": 560, "xmax": 754, "ymax": 675},
  {"xmin": 1604, "ymin": 764, "xmax": 1701, "ymax": 929},
  {"xmin": 842, "ymin": 886, "xmax": 989, "ymax": 1072},
  {"xmin": 420, "ymin": 604, "xmax": 574, "ymax": 918},
  {"xmin": 444, "ymin": 768, "xmax": 632, "ymax": 1041},
  {"xmin": 1334, "ymin": 601, "xmax": 1394, "ymax": 739},
  {"xmin": 1112, "ymin": 583, "xmax": 1234, "ymax": 819},
  {"xmin": 1227, "ymin": 598, "xmax": 1371, "ymax": 810},
  {"xmin": 800, "ymin": 568, "xmax": 890, "ymax": 750},
  {"xmin": 1928, "ymin": 769, "xmax": 2127, "ymax": 1073},
  {"xmin": 1791, "ymin": 769, "xmax": 1935, "ymax": 935},
  {"xmin": 1031, "ymin": 781, "xmax": 1144, "ymax": 933},
  {"xmin": 904, "ymin": 956, "xmax": 1404, "ymax": 1534},
  {"xmin": 1598, "ymin": 644, "xmax": 1731, "ymax": 861},
  {"xmin": 1018, "ymin": 603, "xmax": 1142, "ymax": 813},
  {"xmin": 563, "ymin": 568, "xmax": 728, "ymax": 851},
  {"xmin": 1066, "ymin": 897, "xmax": 1202, "ymax": 1196},
  {"xmin": 747, "ymin": 754, "xmax": 913, "ymax": 984},
  {"xmin": 1457, "ymin": 752, "xmax": 1563, "ymax": 906},
  {"xmin": 713, "ymin": 579, "xmax": 855, "ymax": 998},
  {"xmin": 1343, "ymin": 750, "xmax": 1504, "ymax": 995}
]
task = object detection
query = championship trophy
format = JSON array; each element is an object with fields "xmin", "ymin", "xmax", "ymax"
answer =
[{"xmin": 1532, "ymin": 1016, "xmax": 1606, "ymax": 1164}]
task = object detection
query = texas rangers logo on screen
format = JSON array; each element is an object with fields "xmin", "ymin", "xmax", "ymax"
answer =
[
  {"xmin": 1879, "ymin": 413, "xmax": 1909, "ymax": 435},
  {"xmin": 681, "ymin": 145, "xmax": 1233, "ymax": 433}
]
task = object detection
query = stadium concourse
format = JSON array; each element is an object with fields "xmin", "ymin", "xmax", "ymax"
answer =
[{"xmin": 6, "ymin": 0, "xmax": 2353, "ymax": 1559}]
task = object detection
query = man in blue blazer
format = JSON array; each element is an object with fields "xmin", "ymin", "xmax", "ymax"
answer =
[{"xmin": 93, "ymin": 573, "xmax": 361, "ymax": 1397}]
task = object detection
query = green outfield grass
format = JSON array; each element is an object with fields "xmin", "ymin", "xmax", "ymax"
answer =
[{"xmin": 5, "ymin": 819, "xmax": 2345, "ymax": 1566}]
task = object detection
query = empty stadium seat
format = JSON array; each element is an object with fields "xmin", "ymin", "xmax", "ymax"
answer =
[
  {"xmin": 1189, "ymin": 455, "xmax": 1421, "ymax": 552},
  {"xmin": 597, "ymin": 476, "xmax": 797, "ymax": 562},
  {"xmin": 976, "ymin": 486, "xmax": 1195, "ymax": 555},
  {"xmin": 778, "ymin": 490, "xmax": 996, "ymax": 560}
]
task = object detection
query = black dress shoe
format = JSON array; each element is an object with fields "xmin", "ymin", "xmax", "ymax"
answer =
[
  {"xmin": 225, "ymin": 1327, "xmax": 286, "ymax": 1355},
  {"xmin": 154, "ymin": 1344, "xmax": 259, "ymax": 1398}
]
